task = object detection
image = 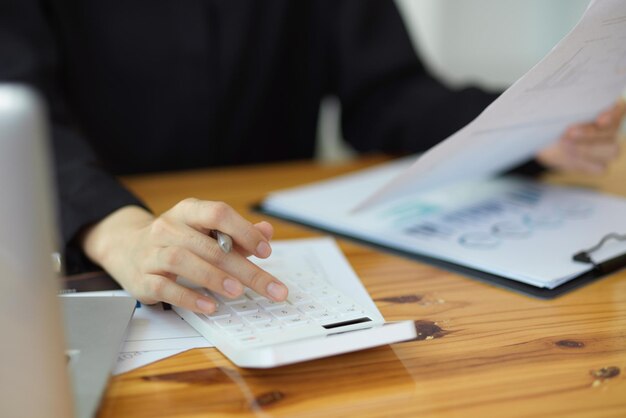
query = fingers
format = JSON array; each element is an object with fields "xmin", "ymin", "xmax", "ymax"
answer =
[
  {"xmin": 172, "ymin": 199, "xmax": 272, "ymax": 259},
  {"xmin": 209, "ymin": 251, "xmax": 288, "ymax": 301},
  {"xmin": 567, "ymin": 100, "xmax": 625, "ymax": 144},
  {"xmin": 536, "ymin": 139, "xmax": 614, "ymax": 174},
  {"xmin": 148, "ymin": 239, "xmax": 287, "ymax": 302},
  {"xmin": 255, "ymin": 221, "xmax": 274, "ymax": 241},
  {"xmin": 149, "ymin": 246, "xmax": 244, "ymax": 298},
  {"xmin": 146, "ymin": 203, "xmax": 287, "ymax": 303},
  {"xmin": 564, "ymin": 123, "xmax": 616, "ymax": 144},
  {"xmin": 136, "ymin": 233, "xmax": 287, "ymax": 314},
  {"xmin": 141, "ymin": 274, "xmax": 218, "ymax": 314},
  {"xmin": 569, "ymin": 141, "xmax": 620, "ymax": 167},
  {"xmin": 540, "ymin": 99, "xmax": 625, "ymax": 174},
  {"xmin": 234, "ymin": 222, "xmax": 274, "ymax": 256}
]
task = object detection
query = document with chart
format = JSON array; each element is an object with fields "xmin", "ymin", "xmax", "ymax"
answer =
[{"xmin": 260, "ymin": 158, "xmax": 626, "ymax": 293}]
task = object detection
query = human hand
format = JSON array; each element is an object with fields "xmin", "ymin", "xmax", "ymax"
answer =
[
  {"xmin": 81, "ymin": 200, "xmax": 288, "ymax": 314},
  {"xmin": 536, "ymin": 99, "xmax": 625, "ymax": 173}
]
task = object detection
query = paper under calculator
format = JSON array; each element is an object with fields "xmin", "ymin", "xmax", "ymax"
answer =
[{"xmin": 173, "ymin": 237, "xmax": 416, "ymax": 368}]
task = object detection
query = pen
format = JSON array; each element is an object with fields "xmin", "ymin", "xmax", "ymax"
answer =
[{"xmin": 213, "ymin": 230, "xmax": 233, "ymax": 253}]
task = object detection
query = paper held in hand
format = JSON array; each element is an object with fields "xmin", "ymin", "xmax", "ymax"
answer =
[{"xmin": 356, "ymin": 0, "xmax": 626, "ymax": 211}]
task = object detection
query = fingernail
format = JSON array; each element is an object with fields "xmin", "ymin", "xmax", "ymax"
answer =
[
  {"xmin": 223, "ymin": 278, "xmax": 242, "ymax": 296},
  {"xmin": 256, "ymin": 241, "xmax": 271, "ymax": 258},
  {"xmin": 196, "ymin": 299, "xmax": 215, "ymax": 313},
  {"xmin": 267, "ymin": 282, "xmax": 287, "ymax": 300}
]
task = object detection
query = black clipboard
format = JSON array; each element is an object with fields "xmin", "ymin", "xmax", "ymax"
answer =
[{"xmin": 254, "ymin": 203, "xmax": 626, "ymax": 299}]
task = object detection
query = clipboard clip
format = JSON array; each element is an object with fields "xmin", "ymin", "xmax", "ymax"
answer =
[{"xmin": 572, "ymin": 233, "xmax": 626, "ymax": 274}]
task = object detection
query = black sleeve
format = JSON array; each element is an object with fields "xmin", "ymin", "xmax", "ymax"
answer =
[
  {"xmin": 0, "ymin": 1, "xmax": 146, "ymax": 274},
  {"xmin": 505, "ymin": 158, "xmax": 547, "ymax": 177},
  {"xmin": 327, "ymin": 0, "xmax": 500, "ymax": 154}
]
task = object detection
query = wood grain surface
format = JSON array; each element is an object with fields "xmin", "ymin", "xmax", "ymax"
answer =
[{"xmin": 98, "ymin": 155, "xmax": 626, "ymax": 418}]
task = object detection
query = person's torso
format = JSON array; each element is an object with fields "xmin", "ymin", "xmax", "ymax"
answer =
[{"xmin": 47, "ymin": 0, "xmax": 332, "ymax": 173}]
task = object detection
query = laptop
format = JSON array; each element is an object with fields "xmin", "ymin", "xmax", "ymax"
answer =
[{"xmin": 0, "ymin": 84, "xmax": 135, "ymax": 418}]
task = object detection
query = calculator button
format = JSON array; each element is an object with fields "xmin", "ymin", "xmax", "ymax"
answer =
[
  {"xmin": 287, "ymin": 290, "xmax": 312, "ymax": 305},
  {"xmin": 310, "ymin": 310, "xmax": 338, "ymax": 321},
  {"xmin": 283, "ymin": 316, "xmax": 309, "ymax": 328},
  {"xmin": 224, "ymin": 327, "xmax": 253, "ymax": 336},
  {"xmin": 215, "ymin": 293, "xmax": 250, "ymax": 305},
  {"xmin": 311, "ymin": 287, "xmax": 341, "ymax": 299},
  {"xmin": 204, "ymin": 304, "xmax": 232, "ymax": 320},
  {"xmin": 296, "ymin": 280, "xmax": 325, "ymax": 290},
  {"xmin": 253, "ymin": 320, "xmax": 282, "ymax": 332},
  {"xmin": 289, "ymin": 271, "xmax": 323, "ymax": 283},
  {"xmin": 326, "ymin": 296, "xmax": 352, "ymax": 310},
  {"xmin": 257, "ymin": 299, "xmax": 287, "ymax": 310},
  {"xmin": 230, "ymin": 302, "xmax": 260, "ymax": 315},
  {"xmin": 271, "ymin": 306, "xmax": 300, "ymax": 319},
  {"xmin": 214, "ymin": 317, "xmax": 245, "ymax": 329},
  {"xmin": 244, "ymin": 289, "xmax": 266, "ymax": 300},
  {"xmin": 298, "ymin": 302, "xmax": 325, "ymax": 314},
  {"xmin": 337, "ymin": 304, "xmax": 366, "ymax": 315},
  {"xmin": 242, "ymin": 312, "xmax": 273, "ymax": 324}
]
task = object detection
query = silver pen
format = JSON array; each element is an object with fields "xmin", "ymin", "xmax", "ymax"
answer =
[{"xmin": 213, "ymin": 230, "xmax": 233, "ymax": 253}]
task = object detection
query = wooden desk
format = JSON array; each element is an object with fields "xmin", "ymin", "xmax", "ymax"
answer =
[{"xmin": 101, "ymin": 156, "xmax": 626, "ymax": 418}]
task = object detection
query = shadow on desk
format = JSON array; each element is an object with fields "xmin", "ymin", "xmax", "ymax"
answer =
[{"xmin": 61, "ymin": 271, "xmax": 121, "ymax": 294}]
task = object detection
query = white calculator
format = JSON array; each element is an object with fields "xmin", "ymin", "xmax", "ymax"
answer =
[{"xmin": 173, "ymin": 238, "xmax": 416, "ymax": 368}]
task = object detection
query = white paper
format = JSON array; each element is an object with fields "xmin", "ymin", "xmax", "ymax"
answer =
[
  {"xmin": 358, "ymin": 0, "xmax": 626, "ymax": 210},
  {"xmin": 114, "ymin": 349, "xmax": 189, "ymax": 375},
  {"xmin": 113, "ymin": 302, "xmax": 213, "ymax": 374}
]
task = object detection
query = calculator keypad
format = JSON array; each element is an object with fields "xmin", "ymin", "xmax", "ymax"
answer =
[{"xmin": 200, "ymin": 278, "xmax": 370, "ymax": 346}]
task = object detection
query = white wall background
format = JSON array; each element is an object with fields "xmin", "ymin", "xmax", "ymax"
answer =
[
  {"xmin": 395, "ymin": 0, "xmax": 590, "ymax": 89},
  {"xmin": 316, "ymin": 0, "xmax": 594, "ymax": 161}
]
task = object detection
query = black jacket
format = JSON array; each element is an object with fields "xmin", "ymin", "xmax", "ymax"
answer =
[{"xmin": 1, "ymin": 0, "xmax": 500, "ymax": 273}]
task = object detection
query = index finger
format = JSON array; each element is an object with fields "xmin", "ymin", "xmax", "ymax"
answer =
[
  {"xmin": 234, "ymin": 221, "xmax": 274, "ymax": 257},
  {"xmin": 209, "ymin": 249, "xmax": 288, "ymax": 302}
]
